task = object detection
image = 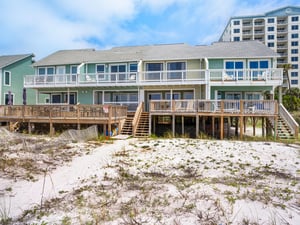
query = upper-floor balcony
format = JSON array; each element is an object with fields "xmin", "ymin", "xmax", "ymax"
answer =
[{"xmin": 24, "ymin": 68, "xmax": 283, "ymax": 88}]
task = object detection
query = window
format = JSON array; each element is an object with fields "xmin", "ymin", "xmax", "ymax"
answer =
[
  {"xmin": 129, "ymin": 63, "xmax": 137, "ymax": 72},
  {"xmin": 183, "ymin": 92, "xmax": 194, "ymax": 99},
  {"xmin": 110, "ymin": 64, "xmax": 126, "ymax": 81},
  {"xmin": 268, "ymin": 35, "xmax": 274, "ymax": 40},
  {"xmin": 233, "ymin": 28, "xmax": 240, "ymax": 33},
  {"xmin": 233, "ymin": 37, "xmax": 240, "ymax": 41},
  {"xmin": 167, "ymin": 62, "xmax": 186, "ymax": 79},
  {"xmin": 291, "ymin": 49, "xmax": 298, "ymax": 54},
  {"xmin": 292, "ymin": 25, "xmax": 299, "ymax": 30},
  {"xmin": 291, "ymin": 72, "xmax": 298, "ymax": 77},
  {"xmin": 38, "ymin": 67, "xmax": 54, "ymax": 75},
  {"xmin": 292, "ymin": 41, "xmax": 298, "ymax": 46},
  {"xmin": 291, "ymin": 33, "xmax": 299, "ymax": 39},
  {"xmin": 267, "ymin": 27, "xmax": 274, "ymax": 32},
  {"xmin": 233, "ymin": 20, "xmax": 240, "ymax": 25},
  {"xmin": 165, "ymin": 92, "xmax": 181, "ymax": 100},
  {"xmin": 291, "ymin": 57, "xmax": 298, "ymax": 62},
  {"xmin": 5, "ymin": 93, "xmax": 14, "ymax": 105},
  {"xmin": 292, "ymin": 64, "xmax": 298, "ymax": 69},
  {"xmin": 291, "ymin": 80, "xmax": 298, "ymax": 85},
  {"xmin": 96, "ymin": 64, "xmax": 105, "ymax": 80},
  {"xmin": 225, "ymin": 61, "xmax": 244, "ymax": 79},
  {"xmin": 4, "ymin": 71, "xmax": 11, "ymax": 86},
  {"xmin": 70, "ymin": 65, "xmax": 77, "ymax": 74},
  {"xmin": 268, "ymin": 43, "xmax": 274, "ymax": 47},
  {"xmin": 268, "ymin": 18, "xmax": 274, "ymax": 23},
  {"xmin": 249, "ymin": 60, "xmax": 269, "ymax": 79},
  {"xmin": 145, "ymin": 63, "xmax": 163, "ymax": 80},
  {"xmin": 292, "ymin": 16, "xmax": 299, "ymax": 22},
  {"xmin": 245, "ymin": 92, "xmax": 262, "ymax": 100}
]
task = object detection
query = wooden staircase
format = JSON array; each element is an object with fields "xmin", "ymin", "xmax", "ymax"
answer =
[
  {"xmin": 120, "ymin": 112, "xmax": 134, "ymax": 135},
  {"xmin": 267, "ymin": 116, "xmax": 295, "ymax": 140},
  {"xmin": 134, "ymin": 112, "xmax": 150, "ymax": 138}
]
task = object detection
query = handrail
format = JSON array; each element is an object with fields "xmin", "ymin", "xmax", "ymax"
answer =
[
  {"xmin": 0, "ymin": 104, "xmax": 128, "ymax": 121},
  {"xmin": 132, "ymin": 102, "xmax": 144, "ymax": 136},
  {"xmin": 279, "ymin": 104, "xmax": 299, "ymax": 138},
  {"xmin": 149, "ymin": 100, "xmax": 278, "ymax": 115}
]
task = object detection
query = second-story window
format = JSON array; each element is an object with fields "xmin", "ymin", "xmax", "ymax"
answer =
[
  {"xmin": 110, "ymin": 64, "xmax": 126, "ymax": 81},
  {"xmin": 4, "ymin": 71, "xmax": 11, "ymax": 86},
  {"xmin": 38, "ymin": 67, "xmax": 54, "ymax": 75},
  {"xmin": 167, "ymin": 62, "xmax": 186, "ymax": 80},
  {"xmin": 96, "ymin": 64, "xmax": 105, "ymax": 79},
  {"xmin": 145, "ymin": 63, "xmax": 163, "ymax": 80}
]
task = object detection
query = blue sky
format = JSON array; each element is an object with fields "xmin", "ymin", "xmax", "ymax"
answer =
[{"xmin": 0, "ymin": 0, "xmax": 299, "ymax": 59}]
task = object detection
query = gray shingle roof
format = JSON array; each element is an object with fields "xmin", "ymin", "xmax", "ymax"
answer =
[
  {"xmin": 33, "ymin": 41, "xmax": 278, "ymax": 66},
  {"xmin": 0, "ymin": 54, "xmax": 33, "ymax": 69}
]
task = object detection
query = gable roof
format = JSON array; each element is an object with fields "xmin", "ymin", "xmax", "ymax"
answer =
[
  {"xmin": 33, "ymin": 41, "xmax": 278, "ymax": 67},
  {"xmin": 0, "ymin": 54, "xmax": 34, "ymax": 69}
]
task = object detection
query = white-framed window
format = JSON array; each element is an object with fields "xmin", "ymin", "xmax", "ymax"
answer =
[
  {"xmin": 183, "ymin": 91, "xmax": 194, "ymax": 99},
  {"xmin": 4, "ymin": 92, "xmax": 14, "ymax": 105},
  {"xmin": 165, "ymin": 92, "xmax": 181, "ymax": 100},
  {"xmin": 167, "ymin": 61, "xmax": 186, "ymax": 80},
  {"xmin": 148, "ymin": 93, "xmax": 162, "ymax": 100},
  {"xmin": 245, "ymin": 92, "xmax": 262, "ymax": 100},
  {"xmin": 38, "ymin": 67, "xmax": 54, "ymax": 75},
  {"xmin": 225, "ymin": 92, "xmax": 242, "ymax": 100},
  {"xmin": 145, "ymin": 62, "xmax": 163, "ymax": 80},
  {"xmin": 224, "ymin": 60, "xmax": 245, "ymax": 79},
  {"xmin": 110, "ymin": 64, "xmax": 126, "ymax": 81},
  {"xmin": 56, "ymin": 66, "xmax": 65, "ymax": 75},
  {"xmin": 4, "ymin": 71, "xmax": 11, "ymax": 86},
  {"xmin": 96, "ymin": 64, "xmax": 105, "ymax": 80}
]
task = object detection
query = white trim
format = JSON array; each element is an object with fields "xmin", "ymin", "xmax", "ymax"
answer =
[
  {"xmin": 224, "ymin": 92, "xmax": 242, "ymax": 100},
  {"xmin": 165, "ymin": 92, "xmax": 181, "ymax": 100},
  {"xmin": 4, "ymin": 92, "xmax": 14, "ymax": 105}
]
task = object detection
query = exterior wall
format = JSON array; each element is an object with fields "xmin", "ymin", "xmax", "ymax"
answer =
[{"xmin": 2, "ymin": 56, "xmax": 35, "ymax": 105}]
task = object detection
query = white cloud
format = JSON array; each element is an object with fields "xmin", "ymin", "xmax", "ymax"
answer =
[{"xmin": 0, "ymin": 0, "xmax": 298, "ymax": 58}]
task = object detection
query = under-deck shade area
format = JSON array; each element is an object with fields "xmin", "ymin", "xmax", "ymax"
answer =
[
  {"xmin": 149, "ymin": 100, "xmax": 279, "ymax": 139},
  {"xmin": 0, "ymin": 104, "xmax": 127, "ymax": 135}
]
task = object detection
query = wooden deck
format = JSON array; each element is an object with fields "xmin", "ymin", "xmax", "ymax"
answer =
[
  {"xmin": 0, "ymin": 104, "xmax": 127, "ymax": 135},
  {"xmin": 149, "ymin": 100, "xmax": 279, "ymax": 139}
]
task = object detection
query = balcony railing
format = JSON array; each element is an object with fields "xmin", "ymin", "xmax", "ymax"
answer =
[
  {"xmin": 149, "ymin": 100, "xmax": 278, "ymax": 115},
  {"xmin": 24, "ymin": 69, "xmax": 283, "ymax": 88}
]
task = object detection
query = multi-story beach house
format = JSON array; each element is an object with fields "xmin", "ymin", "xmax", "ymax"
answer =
[
  {"xmin": 219, "ymin": 6, "xmax": 300, "ymax": 89},
  {"xmin": 18, "ymin": 41, "xmax": 299, "ymax": 139},
  {"xmin": 0, "ymin": 54, "xmax": 36, "ymax": 105}
]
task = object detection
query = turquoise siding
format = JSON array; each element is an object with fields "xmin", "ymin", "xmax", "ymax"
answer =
[{"xmin": 2, "ymin": 56, "xmax": 35, "ymax": 105}]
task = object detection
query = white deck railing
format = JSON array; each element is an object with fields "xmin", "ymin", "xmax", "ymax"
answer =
[
  {"xmin": 24, "ymin": 69, "xmax": 282, "ymax": 87},
  {"xmin": 279, "ymin": 104, "xmax": 299, "ymax": 137},
  {"xmin": 150, "ymin": 100, "xmax": 278, "ymax": 115}
]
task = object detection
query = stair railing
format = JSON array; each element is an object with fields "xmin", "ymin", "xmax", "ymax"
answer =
[
  {"xmin": 279, "ymin": 103, "xmax": 299, "ymax": 138},
  {"xmin": 132, "ymin": 102, "xmax": 144, "ymax": 136}
]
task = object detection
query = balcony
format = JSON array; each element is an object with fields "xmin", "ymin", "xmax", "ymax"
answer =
[
  {"xmin": 149, "ymin": 100, "xmax": 277, "ymax": 116},
  {"xmin": 209, "ymin": 69, "xmax": 282, "ymax": 85},
  {"xmin": 24, "ymin": 69, "xmax": 282, "ymax": 88}
]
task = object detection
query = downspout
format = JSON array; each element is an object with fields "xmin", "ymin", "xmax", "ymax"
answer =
[
  {"xmin": 77, "ymin": 62, "xmax": 85, "ymax": 85},
  {"xmin": 204, "ymin": 58, "xmax": 210, "ymax": 100}
]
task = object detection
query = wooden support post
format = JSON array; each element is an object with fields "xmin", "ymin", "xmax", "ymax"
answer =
[
  {"xmin": 149, "ymin": 115, "xmax": 152, "ymax": 136},
  {"xmin": 235, "ymin": 117, "xmax": 238, "ymax": 136},
  {"xmin": 239, "ymin": 116, "xmax": 244, "ymax": 139},
  {"xmin": 252, "ymin": 117, "xmax": 256, "ymax": 136},
  {"xmin": 220, "ymin": 116, "xmax": 224, "ymax": 140},
  {"xmin": 103, "ymin": 124, "xmax": 107, "ymax": 136},
  {"xmin": 172, "ymin": 114, "xmax": 175, "ymax": 137},
  {"xmin": 227, "ymin": 117, "xmax": 231, "ymax": 138},
  {"xmin": 262, "ymin": 117, "xmax": 265, "ymax": 137},
  {"xmin": 196, "ymin": 115, "xmax": 199, "ymax": 138},
  {"xmin": 212, "ymin": 117, "xmax": 215, "ymax": 137},
  {"xmin": 49, "ymin": 123, "xmax": 55, "ymax": 136},
  {"xmin": 28, "ymin": 122, "xmax": 31, "ymax": 134},
  {"xmin": 181, "ymin": 116, "xmax": 184, "ymax": 135},
  {"xmin": 244, "ymin": 117, "xmax": 247, "ymax": 133},
  {"xmin": 108, "ymin": 123, "xmax": 111, "ymax": 137}
]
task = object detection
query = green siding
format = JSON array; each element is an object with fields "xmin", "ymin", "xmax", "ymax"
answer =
[{"xmin": 2, "ymin": 56, "xmax": 35, "ymax": 105}]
